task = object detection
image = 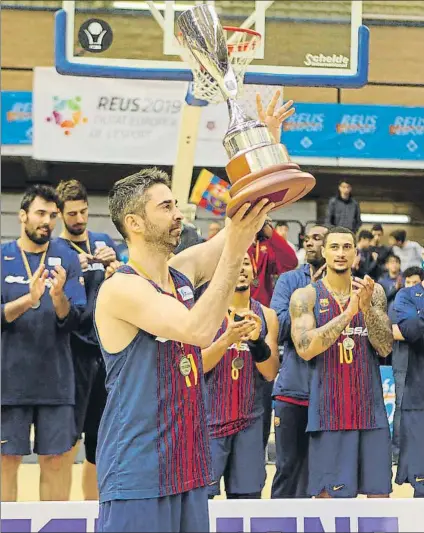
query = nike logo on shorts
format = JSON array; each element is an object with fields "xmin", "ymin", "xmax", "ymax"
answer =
[
  {"xmin": 332, "ymin": 484, "xmax": 344, "ymax": 491},
  {"xmin": 416, "ymin": 477, "xmax": 424, "ymax": 483},
  {"xmin": 1, "ymin": 440, "xmax": 8, "ymax": 444}
]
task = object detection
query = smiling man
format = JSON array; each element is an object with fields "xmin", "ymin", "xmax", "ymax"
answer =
[
  {"xmin": 270, "ymin": 224, "xmax": 328, "ymax": 499},
  {"xmin": 1, "ymin": 185, "xmax": 86, "ymax": 502},
  {"xmin": 203, "ymin": 253, "xmax": 279, "ymax": 500},
  {"xmin": 289, "ymin": 226, "xmax": 393, "ymax": 499}
]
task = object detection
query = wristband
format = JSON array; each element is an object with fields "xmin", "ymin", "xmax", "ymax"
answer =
[{"xmin": 247, "ymin": 337, "xmax": 271, "ymax": 363}]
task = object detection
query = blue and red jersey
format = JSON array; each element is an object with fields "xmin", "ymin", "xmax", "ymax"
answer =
[
  {"xmin": 307, "ymin": 279, "xmax": 387, "ymax": 432},
  {"xmin": 205, "ymin": 298, "xmax": 267, "ymax": 439},
  {"xmin": 95, "ymin": 265, "xmax": 212, "ymax": 503}
]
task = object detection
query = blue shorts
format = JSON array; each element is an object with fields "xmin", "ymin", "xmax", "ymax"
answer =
[
  {"xmin": 308, "ymin": 428, "xmax": 392, "ymax": 498},
  {"xmin": 96, "ymin": 486, "xmax": 209, "ymax": 533},
  {"xmin": 1, "ymin": 405, "xmax": 76, "ymax": 456},
  {"xmin": 208, "ymin": 417, "xmax": 266, "ymax": 497},
  {"xmin": 396, "ymin": 410, "xmax": 424, "ymax": 497}
]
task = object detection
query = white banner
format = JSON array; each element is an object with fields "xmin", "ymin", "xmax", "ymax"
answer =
[
  {"xmin": 2, "ymin": 499, "xmax": 424, "ymax": 532},
  {"xmin": 32, "ymin": 68, "xmax": 231, "ymax": 167}
]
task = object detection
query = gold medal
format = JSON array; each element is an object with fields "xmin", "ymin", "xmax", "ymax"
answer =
[
  {"xmin": 232, "ymin": 356, "xmax": 244, "ymax": 370},
  {"xmin": 343, "ymin": 337, "xmax": 355, "ymax": 351},
  {"xmin": 179, "ymin": 356, "xmax": 192, "ymax": 377}
]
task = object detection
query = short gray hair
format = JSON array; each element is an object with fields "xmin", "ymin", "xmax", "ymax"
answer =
[{"xmin": 109, "ymin": 167, "xmax": 171, "ymax": 239}]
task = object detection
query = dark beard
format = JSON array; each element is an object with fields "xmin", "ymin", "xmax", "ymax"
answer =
[
  {"xmin": 308, "ymin": 257, "xmax": 325, "ymax": 269},
  {"xmin": 235, "ymin": 284, "xmax": 249, "ymax": 292},
  {"xmin": 65, "ymin": 222, "xmax": 85, "ymax": 236},
  {"xmin": 25, "ymin": 226, "xmax": 51, "ymax": 245}
]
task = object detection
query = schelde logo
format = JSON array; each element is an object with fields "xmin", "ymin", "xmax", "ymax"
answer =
[
  {"xmin": 45, "ymin": 96, "xmax": 88, "ymax": 136},
  {"xmin": 304, "ymin": 53, "xmax": 349, "ymax": 68}
]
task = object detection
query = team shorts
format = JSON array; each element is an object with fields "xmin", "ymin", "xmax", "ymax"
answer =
[
  {"xmin": 308, "ymin": 427, "xmax": 392, "ymax": 497},
  {"xmin": 1, "ymin": 405, "xmax": 76, "ymax": 456},
  {"xmin": 97, "ymin": 486, "xmax": 209, "ymax": 533},
  {"xmin": 208, "ymin": 416, "xmax": 266, "ymax": 497}
]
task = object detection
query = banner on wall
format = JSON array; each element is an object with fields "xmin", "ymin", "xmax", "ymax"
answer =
[
  {"xmin": 32, "ymin": 68, "xmax": 188, "ymax": 165},
  {"xmin": 29, "ymin": 69, "xmax": 424, "ymax": 166},
  {"xmin": 3, "ymin": 499, "xmax": 424, "ymax": 532},
  {"xmin": 282, "ymin": 103, "xmax": 424, "ymax": 161},
  {"xmin": 1, "ymin": 91, "xmax": 33, "ymax": 145}
]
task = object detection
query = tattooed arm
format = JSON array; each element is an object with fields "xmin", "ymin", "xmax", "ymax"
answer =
[
  {"xmin": 362, "ymin": 283, "xmax": 394, "ymax": 357},
  {"xmin": 290, "ymin": 285, "xmax": 359, "ymax": 361}
]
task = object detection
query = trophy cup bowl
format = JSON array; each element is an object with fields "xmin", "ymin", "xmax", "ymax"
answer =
[{"xmin": 177, "ymin": 4, "xmax": 316, "ymax": 218}]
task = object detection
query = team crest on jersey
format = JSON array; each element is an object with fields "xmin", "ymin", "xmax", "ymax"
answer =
[
  {"xmin": 343, "ymin": 326, "xmax": 368, "ymax": 337},
  {"xmin": 274, "ymin": 417, "xmax": 280, "ymax": 427},
  {"xmin": 260, "ymin": 245, "xmax": 267, "ymax": 253},
  {"xmin": 320, "ymin": 298, "xmax": 329, "ymax": 307}
]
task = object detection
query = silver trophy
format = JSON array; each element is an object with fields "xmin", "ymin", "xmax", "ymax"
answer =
[{"xmin": 177, "ymin": 4, "xmax": 315, "ymax": 217}]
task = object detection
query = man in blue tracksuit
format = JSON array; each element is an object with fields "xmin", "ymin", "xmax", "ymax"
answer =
[
  {"xmin": 394, "ymin": 275, "xmax": 424, "ymax": 497},
  {"xmin": 1, "ymin": 185, "xmax": 86, "ymax": 501},
  {"xmin": 270, "ymin": 225, "xmax": 329, "ymax": 498}
]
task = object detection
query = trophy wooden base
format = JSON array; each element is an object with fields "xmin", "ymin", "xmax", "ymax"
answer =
[{"xmin": 226, "ymin": 161, "xmax": 316, "ymax": 219}]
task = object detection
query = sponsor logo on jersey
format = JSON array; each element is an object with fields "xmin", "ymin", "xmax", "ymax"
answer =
[
  {"xmin": 178, "ymin": 285, "xmax": 194, "ymax": 301},
  {"xmin": 342, "ymin": 326, "xmax": 368, "ymax": 337}
]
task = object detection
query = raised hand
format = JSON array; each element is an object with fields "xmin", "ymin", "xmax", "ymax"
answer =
[
  {"xmin": 49, "ymin": 265, "xmax": 67, "ymax": 298},
  {"xmin": 256, "ymin": 90, "xmax": 295, "ymax": 143},
  {"xmin": 227, "ymin": 199, "xmax": 275, "ymax": 253},
  {"xmin": 29, "ymin": 263, "xmax": 49, "ymax": 306}
]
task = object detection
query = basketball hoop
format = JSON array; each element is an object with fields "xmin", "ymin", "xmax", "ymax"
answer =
[{"xmin": 178, "ymin": 26, "xmax": 261, "ymax": 104}]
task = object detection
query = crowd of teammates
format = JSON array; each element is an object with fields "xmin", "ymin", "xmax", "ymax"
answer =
[
  {"xmin": 1, "ymin": 181, "xmax": 120, "ymax": 502},
  {"xmin": 1, "ymin": 96, "xmax": 424, "ymax": 533},
  {"xmin": 2, "ymin": 178, "xmax": 423, "ymax": 508}
]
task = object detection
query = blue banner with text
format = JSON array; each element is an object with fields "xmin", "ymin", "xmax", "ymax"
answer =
[
  {"xmin": 1, "ymin": 92, "xmax": 33, "ymax": 145},
  {"xmin": 282, "ymin": 103, "xmax": 423, "ymax": 161}
]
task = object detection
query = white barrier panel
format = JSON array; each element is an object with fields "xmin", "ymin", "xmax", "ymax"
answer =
[
  {"xmin": 32, "ymin": 68, "xmax": 230, "ymax": 167},
  {"xmin": 2, "ymin": 499, "xmax": 424, "ymax": 532}
]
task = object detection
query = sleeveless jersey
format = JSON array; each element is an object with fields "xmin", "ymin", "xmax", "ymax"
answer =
[
  {"xmin": 95, "ymin": 265, "xmax": 212, "ymax": 503},
  {"xmin": 205, "ymin": 298, "xmax": 268, "ymax": 439},
  {"xmin": 307, "ymin": 279, "xmax": 387, "ymax": 432}
]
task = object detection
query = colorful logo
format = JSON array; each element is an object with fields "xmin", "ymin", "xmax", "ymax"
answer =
[{"xmin": 45, "ymin": 96, "xmax": 88, "ymax": 136}]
